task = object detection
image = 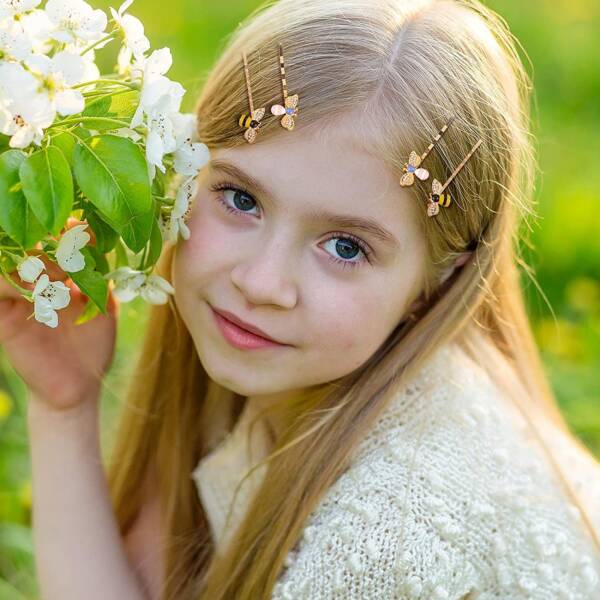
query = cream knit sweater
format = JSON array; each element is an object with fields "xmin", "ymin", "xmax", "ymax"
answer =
[{"xmin": 191, "ymin": 341, "xmax": 600, "ymax": 599}]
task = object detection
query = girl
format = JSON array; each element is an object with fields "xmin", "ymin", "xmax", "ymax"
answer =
[{"xmin": 1, "ymin": 0, "xmax": 599, "ymax": 598}]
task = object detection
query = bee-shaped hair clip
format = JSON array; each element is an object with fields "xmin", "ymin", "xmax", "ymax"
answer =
[
  {"xmin": 427, "ymin": 139, "xmax": 482, "ymax": 218},
  {"xmin": 400, "ymin": 116, "xmax": 455, "ymax": 187},
  {"xmin": 270, "ymin": 44, "xmax": 299, "ymax": 130},
  {"xmin": 239, "ymin": 51, "xmax": 266, "ymax": 144}
]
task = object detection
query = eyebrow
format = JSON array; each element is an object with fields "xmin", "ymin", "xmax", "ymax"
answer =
[{"xmin": 208, "ymin": 159, "xmax": 401, "ymax": 250}]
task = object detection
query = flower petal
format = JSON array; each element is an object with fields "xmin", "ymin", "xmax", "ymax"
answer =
[
  {"xmin": 147, "ymin": 274, "xmax": 175, "ymax": 295},
  {"xmin": 32, "ymin": 273, "xmax": 50, "ymax": 296},
  {"xmin": 54, "ymin": 88, "xmax": 85, "ymax": 116},
  {"xmin": 17, "ymin": 255, "xmax": 45, "ymax": 283}
]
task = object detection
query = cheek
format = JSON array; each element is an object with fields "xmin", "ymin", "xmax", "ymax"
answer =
[
  {"xmin": 309, "ymin": 291, "xmax": 381, "ymax": 365},
  {"xmin": 307, "ymin": 273, "xmax": 415, "ymax": 371},
  {"xmin": 173, "ymin": 197, "xmax": 232, "ymax": 283}
]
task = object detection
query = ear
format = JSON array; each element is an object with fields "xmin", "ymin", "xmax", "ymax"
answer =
[
  {"xmin": 438, "ymin": 251, "xmax": 474, "ymax": 285},
  {"xmin": 404, "ymin": 251, "xmax": 475, "ymax": 319}
]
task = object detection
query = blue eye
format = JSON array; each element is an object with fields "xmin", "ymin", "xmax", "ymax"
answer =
[
  {"xmin": 209, "ymin": 181, "xmax": 373, "ymax": 270},
  {"xmin": 211, "ymin": 185, "xmax": 259, "ymax": 216},
  {"xmin": 320, "ymin": 234, "xmax": 371, "ymax": 270}
]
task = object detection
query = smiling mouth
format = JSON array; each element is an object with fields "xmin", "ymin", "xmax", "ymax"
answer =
[{"xmin": 209, "ymin": 304, "xmax": 292, "ymax": 349}]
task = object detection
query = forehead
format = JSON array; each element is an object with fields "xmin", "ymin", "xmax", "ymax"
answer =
[{"xmin": 208, "ymin": 118, "xmax": 420, "ymax": 248}]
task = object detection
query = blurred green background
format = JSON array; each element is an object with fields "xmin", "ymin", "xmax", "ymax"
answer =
[{"xmin": 1, "ymin": 0, "xmax": 599, "ymax": 597}]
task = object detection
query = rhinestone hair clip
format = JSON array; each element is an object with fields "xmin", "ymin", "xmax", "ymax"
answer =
[
  {"xmin": 270, "ymin": 43, "xmax": 300, "ymax": 130},
  {"xmin": 400, "ymin": 116, "xmax": 455, "ymax": 187},
  {"xmin": 239, "ymin": 45, "xmax": 299, "ymax": 143},
  {"xmin": 239, "ymin": 51, "xmax": 266, "ymax": 144}
]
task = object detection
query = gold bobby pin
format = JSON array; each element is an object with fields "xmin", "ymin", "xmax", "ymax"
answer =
[
  {"xmin": 239, "ymin": 51, "xmax": 266, "ymax": 144},
  {"xmin": 270, "ymin": 44, "xmax": 299, "ymax": 130},
  {"xmin": 427, "ymin": 139, "xmax": 483, "ymax": 218},
  {"xmin": 400, "ymin": 116, "xmax": 456, "ymax": 187}
]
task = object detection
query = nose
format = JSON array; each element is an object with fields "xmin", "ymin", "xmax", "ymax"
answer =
[{"xmin": 229, "ymin": 236, "xmax": 298, "ymax": 309}]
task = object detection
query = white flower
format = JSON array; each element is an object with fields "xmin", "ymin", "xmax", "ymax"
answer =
[
  {"xmin": 0, "ymin": 94, "xmax": 54, "ymax": 148},
  {"xmin": 0, "ymin": 19, "xmax": 33, "ymax": 60},
  {"xmin": 171, "ymin": 113, "xmax": 210, "ymax": 176},
  {"xmin": 104, "ymin": 266, "xmax": 175, "ymax": 304},
  {"xmin": 145, "ymin": 111, "xmax": 177, "ymax": 180},
  {"xmin": 103, "ymin": 266, "xmax": 145, "ymax": 302},
  {"xmin": 127, "ymin": 49, "xmax": 185, "ymax": 181},
  {"xmin": 25, "ymin": 51, "xmax": 87, "ymax": 115},
  {"xmin": 161, "ymin": 175, "xmax": 197, "ymax": 243},
  {"xmin": 109, "ymin": 0, "xmax": 149, "ymax": 74},
  {"xmin": 0, "ymin": 50, "xmax": 90, "ymax": 149},
  {"xmin": 55, "ymin": 223, "xmax": 90, "ymax": 272},
  {"xmin": 18, "ymin": 7, "xmax": 54, "ymax": 53},
  {"xmin": 45, "ymin": 0, "xmax": 107, "ymax": 44},
  {"xmin": 61, "ymin": 44, "xmax": 101, "ymax": 83},
  {"xmin": 131, "ymin": 46, "xmax": 172, "ymax": 81},
  {"xmin": 173, "ymin": 139, "xmax": 210, "ymax": 176},
  {"xmin": 32, "ymin": 273, "xmax": 71, "ymax": 328},
  {"xmin": 130, "ymin": 48, "xmax": 184, "ymax": 127},
  {"xmin": 0, "ymin": 61, "xmax": 54, "ymax": 148},
  {"xmin": 171, "ymin": 113, "xmax": 199, "ymax": 144},
  {"xmin": 139, "ymin": 274, "xmax": 175, "ymax": 304},
  {"xmin": 0, "ymin": 0, "xmax": 41, "ymax": 19},
  {"xmin": 17, "ymin": 255, "xmax": 45, "ymax": 283}
]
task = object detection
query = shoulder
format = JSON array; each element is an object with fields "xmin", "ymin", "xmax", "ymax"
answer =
[{"xmin": 272, "ymin": 342, "xmax": 600, "ymax": 599}]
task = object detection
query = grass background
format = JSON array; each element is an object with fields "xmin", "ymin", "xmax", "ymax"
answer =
[{"xmin": 1, "ymin": 0, "xmax": 599, "ymax": 596}]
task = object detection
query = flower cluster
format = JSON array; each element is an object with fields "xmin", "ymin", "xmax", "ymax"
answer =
[{"xmin": 0, "ymin": 0, "xmax": 211, "ymax": 328}]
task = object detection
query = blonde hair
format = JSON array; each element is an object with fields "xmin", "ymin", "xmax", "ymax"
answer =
[{"xmin": 106, "ymin": 1, "xmax": 600, "ymax": 598}]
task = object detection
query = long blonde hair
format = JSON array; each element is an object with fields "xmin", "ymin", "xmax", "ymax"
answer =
[{"xmin": 106, "ymin": 1, "xmax": 600, "ymax": 597}]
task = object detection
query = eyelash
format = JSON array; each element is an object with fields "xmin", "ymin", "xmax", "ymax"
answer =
[{"xmin": 208, "ymin": 181, "xmax": 373, "ymax": 270}]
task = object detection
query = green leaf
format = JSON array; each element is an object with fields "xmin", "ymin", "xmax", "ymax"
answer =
[
  {"xmin": 0, "ymin": 577, "xmax": 27, "ymax": 600},
  {"xmin": 50, "ymin": 132, "xmax": 76, "ymax": 165},
  {"xmin": 0, "ymin": 249, "xmax": 18, "ymax": 273},
  {"xmin": 19, "ymin": 146, "xmax": 74, "ymax": 237},
  {"xmin": 87, "ymin": 245, "xmax": 109, "ymax": 274},
  {"xmin": 108, "ymin": 90, "xmax": 140, "ymax": 119},
  {"xmin": 0, "ymin": 150, "xmax": 46, "ymax": 248},
  {"xmin": 61, "ymin": 116, "xmax": 130, "ymax": 131},
  {"xmin": 68, "ymin": 247, "xmax": 108, "ymax": 315},
  {"xmin": 72, "ymin": 134, "xmax": 153, "ymax": 253},
  {"xmin": 83, "ymin": 90, "xmax": 140, "ymax": 120},
  {"xmin": 114, "ymin": 237, "xmax": 130, "ymax": 269},
  {"xmin": 83, "ymin": 95, "xmax": 112, "ymax": 117},
  {"xmin": 75, "ymin": 296, "xmax": 102, "ymax": 325},
  {"xmin": 0, "ymin": 134, "xmax": 10, "ymax": 153},
  {"xmin": 151, "ymin": 168, "xmax": 166, "ymax": 197},
  {"xmin": 138, "ymin": 215, "xmax": 163, "ymax": 271},
  {"xmin": 40, "ymin": 238, "xmax": 58, "ymax": 254},
  {"xmin": 84, "ymin": 205, "xmax": 119, "ymax": 253},
  {"xmin": 74, "ymin": 125, "xmax": 91, "ymax": 139}
]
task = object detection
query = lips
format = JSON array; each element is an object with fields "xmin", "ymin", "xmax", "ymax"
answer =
[{"xmin": 210, "ymin": 305, "xmax": 284, "ymax": 344}]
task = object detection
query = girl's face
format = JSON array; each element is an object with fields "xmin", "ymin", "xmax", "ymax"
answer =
[{"xmin": 172, "ymin": 119, "xmax": 427, "ymax": 404}]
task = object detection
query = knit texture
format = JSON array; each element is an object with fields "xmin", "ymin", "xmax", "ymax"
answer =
[{"xmin": 191, "ymin": 341, "xmax": 600, "ymax": 599}]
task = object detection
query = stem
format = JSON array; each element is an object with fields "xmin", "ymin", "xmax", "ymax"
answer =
[
  {"xmin": 0, "ymin": 263, "xmax": 34, "ymax": 299},
  {"xmin": 0, "ymin": 249, "xmax": 24, "ymax": 261},
  {"xmin": 138, "ymin": 242, "xmax": 148, "ymax": 271},
  {"xmin": 72, "ymin": 79, "xmax": 138, "ymax": 90},
  {"xmin": 48, "ymin": 117, "xmax": 130, "ymax": 130},
  {"xmin": 82, "ymin": 88, "xmax": 133, "ymax": 100},
  {"xmin": 80, "ymin": 33, "xmax": 117, "ymax": 57}
]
